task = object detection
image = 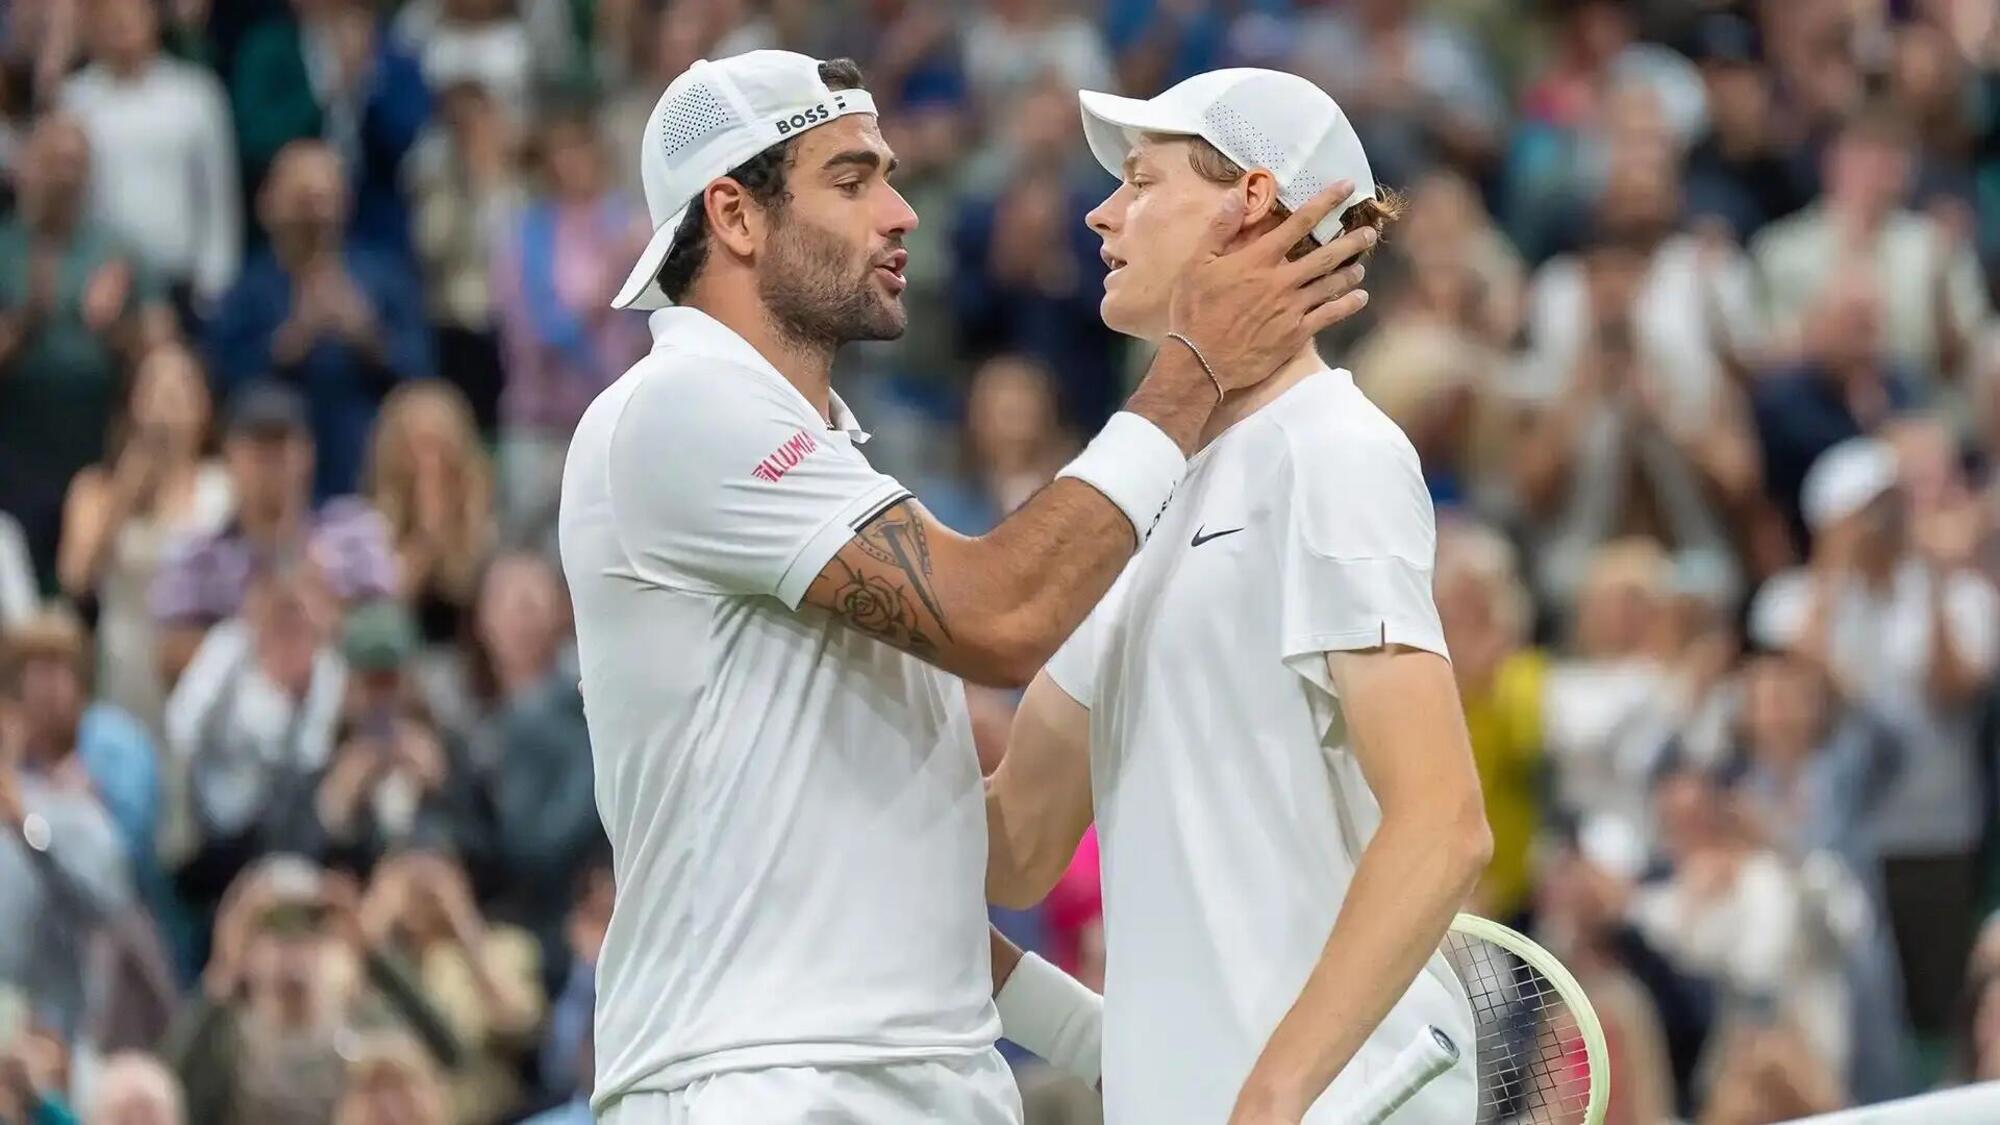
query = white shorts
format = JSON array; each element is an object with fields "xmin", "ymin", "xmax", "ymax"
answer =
[{"xmin": 598, "ymin": 1049, "xmax": 1023, "ymax": 1125}]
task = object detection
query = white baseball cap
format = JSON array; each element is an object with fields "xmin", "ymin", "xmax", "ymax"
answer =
[
  {"xmin": 611, "ymin": 50, "xmax": 879, "ymax": 311},
  {"xmin": 1077, "ymin": 68, "xmax": 1376, "ymax": 248},
  {"xmin": 1801, "ymin": 437, "xmax": 1899, "ymax": 531}
]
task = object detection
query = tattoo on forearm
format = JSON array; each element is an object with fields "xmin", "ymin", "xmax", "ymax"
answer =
[{"xmin": 824, "ymin": 506, "xmax": 952, "ymax": 655}]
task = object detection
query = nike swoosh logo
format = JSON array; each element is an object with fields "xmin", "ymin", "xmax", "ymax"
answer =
[{"xmin": 1191, "ymin": 525, "xmax": 1243, "ymax": 547}]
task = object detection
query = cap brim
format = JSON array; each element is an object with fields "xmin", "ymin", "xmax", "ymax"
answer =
[
  {"xmin": 1078, "ymin": 89, "xmax": 1201, "ymax": 182},
  {"xmin": 610, "ymin": 205, "xmax": 689, "ymax": 311}
]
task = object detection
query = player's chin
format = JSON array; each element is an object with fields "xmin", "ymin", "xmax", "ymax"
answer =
[
  {"xmin": 853, "ymin": 293, "xmax": 909, "ymax": 341},
  {"xmin": 1097, "ymin": 293, "xmax": 1151, "ymax": 340}
]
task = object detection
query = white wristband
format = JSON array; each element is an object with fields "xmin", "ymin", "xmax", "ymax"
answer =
[
  {"xmin": 995, "ymin": 952, "xmax": 1102, "ymax": 1086},
  {"xmin": 1056, "ymin": 411, "xmax": 1186, "ymax": 542}
]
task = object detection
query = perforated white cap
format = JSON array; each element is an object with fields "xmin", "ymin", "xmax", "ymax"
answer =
[
  {"xmin": 612, "ymin": 50, "xmax": 878, "ymax": 310},
  {"xmin": 1078, "ymin": 69, "xmax": 1375, "ymax": 247}
]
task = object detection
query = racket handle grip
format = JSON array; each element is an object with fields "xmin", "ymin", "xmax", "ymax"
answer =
[{"xmin": 1347, "ymin": 1025, "xmax": 1460, "ymax": 1125}]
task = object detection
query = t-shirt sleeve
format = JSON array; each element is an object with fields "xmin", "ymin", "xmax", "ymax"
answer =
[
  {"xmin": 1945, "ymin": 572, "xmax": 2000, "ymax": 673},
  {"xmin": 1044, "ymin": 565, "xmax": 1132, "ymax": 709},
  {"xmin": 607, "ymin": 362, "xmax": 911, "ymax": 609},
  {"xmin": 1277, "ymin": 424, "xmax": 1447, "ymax": 699}
]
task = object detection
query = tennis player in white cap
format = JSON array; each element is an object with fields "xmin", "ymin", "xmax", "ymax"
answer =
[
  {"xmin": 558, "ymin": 50, "xmax": 1376, "ymax": 1123},
  {"xmin": 984, "ymin": 70, "xmax": 1492, "ymax": 1125}
]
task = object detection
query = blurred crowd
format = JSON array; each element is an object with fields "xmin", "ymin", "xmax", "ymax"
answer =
[{"xmin": 1, "ymin": 0, "xmax": 1999, "ymax": 1123}]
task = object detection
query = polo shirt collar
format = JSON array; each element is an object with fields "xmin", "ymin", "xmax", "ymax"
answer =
[{"xmin": 648, "ymin": 307, "xmax": 872, "ymax": 443}]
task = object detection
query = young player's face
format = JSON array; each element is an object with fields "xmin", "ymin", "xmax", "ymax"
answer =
[
  {"xmin": 1085, "ymin": 136, "xmax": 1234, "ymax": 341},
  {"xmin": 755, "ymin": 115, "xmax": 918, "ymax": 346}
]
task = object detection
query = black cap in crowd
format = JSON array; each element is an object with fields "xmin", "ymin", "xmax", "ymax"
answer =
[{"xmin": 224, "ymin": 381, "xmax": 310, "ymax": 440}]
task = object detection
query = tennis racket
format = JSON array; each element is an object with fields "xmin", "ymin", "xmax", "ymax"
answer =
[{"xmin": 1346, "ymin": 913, "xmax": 1610, "ymax": 1125}]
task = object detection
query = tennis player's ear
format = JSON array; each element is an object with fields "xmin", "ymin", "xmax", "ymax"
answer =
[
  {"xmin": 705, "ymin": 180, "xmax": 758, "ymax": 256},
  {"xmin": 1238, "ymin": 168, "xmax": 1282, "ymax": 229},
  {"xmin": 1194, "ymin": 190, "xmax": 1248, "ymax": 260}
]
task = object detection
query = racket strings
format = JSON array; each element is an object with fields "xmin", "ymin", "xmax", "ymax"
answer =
[{"xmin": 1444, "ymin": 932, "xmax": 1593, "ymax": 1124}]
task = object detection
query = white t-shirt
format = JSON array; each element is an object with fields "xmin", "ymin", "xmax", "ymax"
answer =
[
  {"xmin": 1046, "ymin": 369, "xmax": 1478, "ymax": 1125},
  {"xmin": 558, "ymin": 307, "xmax": 997, "ymax": 1111},
  {"xmin": 1749, "ymin": 559, "xmax": 1999, "ymax": 856}
]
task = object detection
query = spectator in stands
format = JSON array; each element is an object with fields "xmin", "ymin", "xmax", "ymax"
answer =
[
  {"xmin": 357, "ymin": 850, "xmax": 541, "ymax": 1123},
  {"xmin": 85, "ymin": 1051, "xmax": 186, "ymax": 1125},
  {"xmin": 0, "ymin": 114, "xmax": 173, "ymax": 588},
  {"xmin": 166, "ymin": 856, "xmax": 456, "ymax": 1125},
  {"xmin": 962, "ymin": 0, "xmax": 1109, "ymax": 117},
  {"xmin": 1539, "ymin": 538, "xmax": 1685, "ymax": 861},
  {"xmin": 915, "ymin": 354, "xmax": 1075, "ymax": 534},
  {"xmin": 1433, "ymin": 519, "xmax": 1545, "ymax": 922},
  {"xmin": 306, "ymin": 601, "xmax": 492, "ymax": 878},
  {"xmin": 61, "ymin": 0, "xmax": 240, "ymax": 318},
  {"xmin": 1506, "ymin": 213, "xmax": 1758, "ymax": 611},
  {"xmin": 1724, "ymin": 651, "xmax": 1913, "ymax": 1101},
  {"xmin": 1374, "ymin": 168, "xmax": 1524, "ymax": 351},
  {"xmin": 1885, "ymin": 21, "xmax": 1982, "ymax": 214},
  {"xmin": 57, "ymin": 346, "xmax": 233, "ymax": 733},
  {"xmin": 406, "ymin": 78, "xmax": 520, "ymax": 433},
  {"xmin": 464, "ymin": 552, "xmax": 598, "ymax": 987},
  {"xmin": 1749, "ymin": 437, "xmax": 1997, "ymax": 1040},
  {"xmin": 953, "ymin": 90, "xmax": 1125, "ymax": 428},
  {"xmin": 150, "ymin": 381, "xmax": 394, "ymax": 683},
  {"xmin": 162, "ymin": 553, "xmax": 345, "ymax": 912},
  {"xmin": 1633, "ymin": 768, "xmax": 1856, "ymax": 1085},
  {"xmin": 1753, "ymin": 108, "xmax": 1989, "ymax": 385},
  {"xmin": 229, "ymin": 0, "xmax": 430, "ymax": 259},
  {"xmin": 1351, "ymin": 291, "xmax": 1498, "ymax": 510},
  {"xmin": 4, "ymin": 609, "xmax": 160, "ymax": 917},
  {"xmin": 490, "ymin": 109, "xmax": 648, "ymax": 545},
  {"xmin": 1287, "ymin": 0, "xmax": 1503, "ymax": 188},
  {"xmin": 390, "ymin": 0, "xmax": 529, "ymax": 125},
  {"xmin": 1534, "ymin": 846, "xmax": 1679, "ymax": 1124},
  {"xmin": 1728, "ymin": 654, "xmax": 1901, "ymax": 893},
  {"xmin": 363, "ymin": 382, "xmax": 494, "ymax": 650},
  {"xmin": 1754, "ymin": 276, "xmax": 1919, "ymax": 554},
  {"xmin": 536, "ymin": 863, "xmax": 605, "ymax": 1104},
  {"xmin": 0, "ymin": 656, "xmax": 132, "ymax": 1041},
  {"xmin": 329, "ymin": 1032, "xmax": 450, "ymax": 1125},
  {"xmin": 1680, "ymin": 13, "xmax": 1814, "ymax": 243},
  {"xmin": 207, "ymin": 141, "xmax": 433, "ymax": 500}
]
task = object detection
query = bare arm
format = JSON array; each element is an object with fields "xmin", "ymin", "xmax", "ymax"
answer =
[
  {"xmin": 985, "ymin": 672, "xmax": 1094, "ymax": 907},
  {"xmin": 55, "ymin": 468, "xmax": 124, "ymax": 597},
  {"xmin": 1231, "ymin": 647, "xmax": 1493, "ymax": 1123},
  {"xmin": 990, "ymin": 925, "xmax": 1024, "ymax": 992}
]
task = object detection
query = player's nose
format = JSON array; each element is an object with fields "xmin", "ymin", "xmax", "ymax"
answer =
[
  {"xmin": 881, "ymin": 183, "xmax": 919, "ymax": 237},
  {"xmin": 1085, "ymin": 192, "xmax": 1118, "ymax": 237}
]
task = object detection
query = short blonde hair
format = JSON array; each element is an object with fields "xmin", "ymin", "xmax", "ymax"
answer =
[
  {"xmin": 1, "ymin": 605, "xmax": 89, "ymax": 694},
  {"xmin": 1435, "ymin": 518, "xmax": 1531, "ymax": 643}
]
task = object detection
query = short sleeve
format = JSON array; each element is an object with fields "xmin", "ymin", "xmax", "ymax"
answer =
[
  {"xmin": 1277, "ymin": 424, "xmax": 1447, "ymax": 698},
  {"xmin": 608, "ymin": 362, "xmax": 910, "ymax": 608},
  {"xmin": 1044, "ymin": 565, "xmax": 1132, "ymax": 709},
  {"xmin": 1944, "ymin": 572, "xmax": 1999, "ymax": 673}
]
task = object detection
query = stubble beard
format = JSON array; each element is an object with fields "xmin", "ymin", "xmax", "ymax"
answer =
[{"xmin": 759, "ymin": 214, "xmax": 906, "ymax": 358}]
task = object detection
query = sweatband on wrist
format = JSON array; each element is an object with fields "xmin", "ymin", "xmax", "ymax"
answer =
[
  {"xmin": 995, "ymin": 952, "xmax": 1102, "ymax": 1086},
  {"xmin": 1056, "ymin": 411, "xmax": 1186, "ymax": 542}
]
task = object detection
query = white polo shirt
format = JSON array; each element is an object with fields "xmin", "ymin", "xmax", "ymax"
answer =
[
  {"xmin": 558, "ymin": 307, "xmax": 997, "ymax": 1111},
  {"xmin": 1047, "ymin": 369, "xmax": 1478, "ymax": 1125}
]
